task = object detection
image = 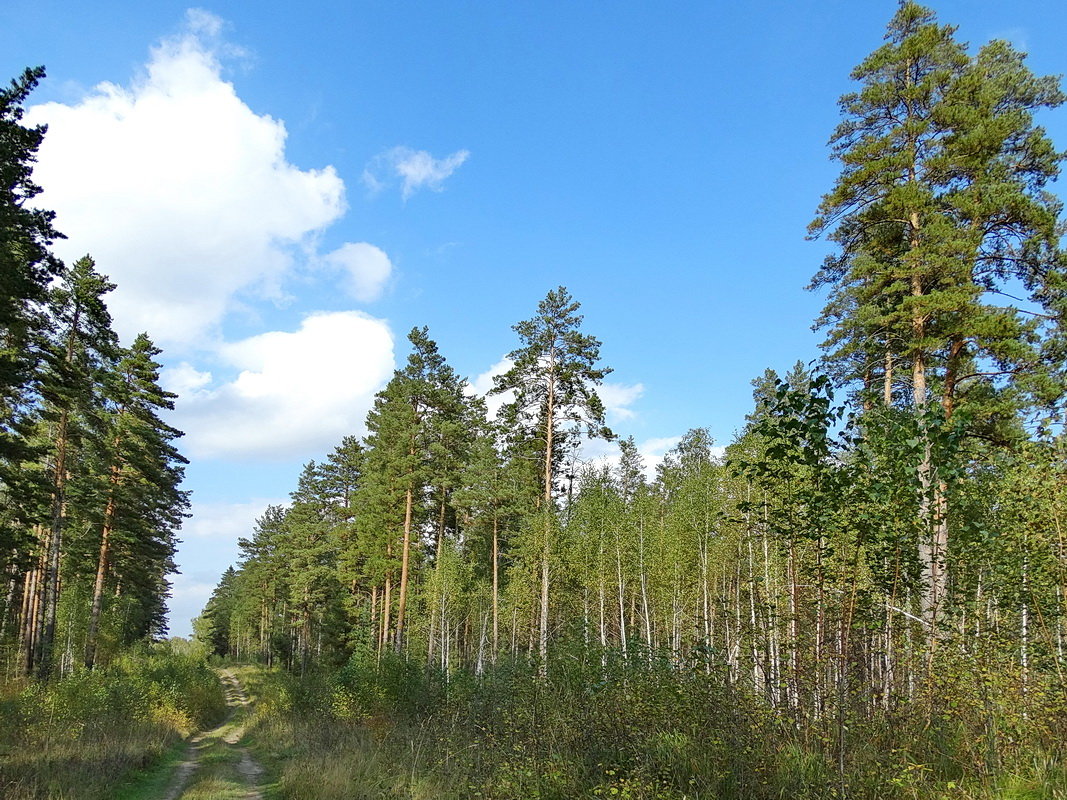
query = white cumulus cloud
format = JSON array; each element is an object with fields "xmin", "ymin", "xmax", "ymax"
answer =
[
  {"xmin": 364, "ymin": 146, "xmax": 470, "ymax": 199},
  {"xmin": 466, "ymin": 357, "xmax": 514, "ymax": 419},
  {"xmin": 162, "ymin": 362, "xmax": 213, "ymax": 398},
  {"xmin": 169, "ymin": 311, "xmax": 395, "ymax": 460},
  {"xmin": 321, "ymin": 242, "xmax": 393, "ymax": 302},
  {"xmin": 24, "ymin": 9, "xmax": 382, "ymax": 348}
]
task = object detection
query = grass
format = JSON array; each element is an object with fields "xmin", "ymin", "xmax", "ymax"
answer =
[
  {"xmin": 231, "ymin": 649, "xmax": 1067, "ymax": 800},
  {"xmin": 3, "ymin": 648, "xmax": 1064, "ymax": 799},
  {"xmin": 0, "ymin": 644, "xmax": 226, "ymax": 800}
]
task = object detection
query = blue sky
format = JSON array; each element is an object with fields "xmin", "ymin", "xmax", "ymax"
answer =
[{"xmin": 3, "ymin": 1, "xmax": 1065, "ymax": 636}]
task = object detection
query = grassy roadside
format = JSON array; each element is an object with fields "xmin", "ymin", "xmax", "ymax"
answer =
[
  {"xmin": 236, "ymin": 664, "xmax": 434, "ymax": 799},
  {"xmin": 0, "ymin": 645, "xmax": 226, "ymax": 800},
  {"xmin": 113, "ymin": 737, "xmax": 193, "ymax": 800},
  {"xmin": 232, "ymin": 652, "xmax": 1067, "ymax": 800},
  {"xmin": 5, "ymin": 653, "xmax": 1065, "ymax": 799}
]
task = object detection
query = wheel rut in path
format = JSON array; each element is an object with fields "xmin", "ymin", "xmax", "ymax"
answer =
[{"xmin": 161, "ymin": 668, "xmax": 265, "ymax": 800}]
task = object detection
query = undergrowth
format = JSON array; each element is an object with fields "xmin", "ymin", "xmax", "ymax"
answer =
[
  {"xmin": 0, "ymin": 642, "xmax": 226, "ymax": 800},
  {"xmin": 242, "ymin": 645, "xmax": 1067, "ymax": 800}
]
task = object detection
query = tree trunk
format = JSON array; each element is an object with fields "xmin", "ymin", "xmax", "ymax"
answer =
[
  {"xmin": 380, "ymin": 576, "xmax": 392, "ymax": 658},
  {"xmin": 85, "ymin": 484, "xmax": 118, "ymax": 670},
  {"xmin": 539, "ymin": 369, "xmax": 556, "ymax": 673},
  {"xmin": 492, "ymin": 512, "xmax": 499, "ymax": 660},
  {"xmin": 20, "ymin": 560, "xmax": 41, "ymax": 674},
  {"xmin": 884, "ymin": 343, "xmax": 893, "ymax": 406},
  {"xmin": 37, "ymin": 311, "xmax": 81, "ymax": 679},
  {"xmin": 394, "ymin": 484, "xmax": 415, "ymax": 650},
  {"xmin": 615, "ymin": 536, "xmax": 627, "ymax": 656}
]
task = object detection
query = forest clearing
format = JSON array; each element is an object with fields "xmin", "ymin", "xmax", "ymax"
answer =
[{"xmin": 4, "ymin": 2, "xmax": 1067, "ymax": 798}]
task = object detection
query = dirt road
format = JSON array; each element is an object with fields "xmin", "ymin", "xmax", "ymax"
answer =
[{"xmin": 161, "ymin": 669, "xmax": 265, "ymax": 800}]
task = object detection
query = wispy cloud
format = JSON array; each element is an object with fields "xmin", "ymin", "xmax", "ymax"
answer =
[
  {"xmin": 363, "ymin": 146, "xmax": 470, "ymax": 199},
  {"xmin": 599, "ymin": 382, "xmax": 645, "ymax": 422}
]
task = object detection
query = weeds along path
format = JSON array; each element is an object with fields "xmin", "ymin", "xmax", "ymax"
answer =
[{"xmin": 161, "ymin": 668, "xmax": 264, "ymax": 800}]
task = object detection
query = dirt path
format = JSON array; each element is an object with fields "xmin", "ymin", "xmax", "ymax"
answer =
[{"xmin": 161, "ymin": 668, "xmax": 265, "ymax": 800}]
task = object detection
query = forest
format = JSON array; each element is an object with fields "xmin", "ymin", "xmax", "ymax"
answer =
[{"xmin": 4, "ymin": 3, "xmax": 1067, "ymax": 799}]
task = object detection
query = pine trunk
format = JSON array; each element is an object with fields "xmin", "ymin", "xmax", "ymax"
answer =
[
  {"xmin": 85, "ymin": 483, "xmax": 118, "ymax": 670},
  {"xmin": 394, "ymin": 484, "xmax": 415, "ymax": 650}
]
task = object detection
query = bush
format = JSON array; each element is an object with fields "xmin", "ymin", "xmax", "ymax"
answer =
[{"xmin": 0, "ymin": 642, "xmax": 226, "ymax": 800}]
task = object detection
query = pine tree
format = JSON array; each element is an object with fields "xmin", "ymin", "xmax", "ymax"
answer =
[
  {"xmin": 357, "ymin": 327, "xmax": 470, "ymax": 652},
  {"xmin": 492, "ymin": 286, "xmax": 613, "ymax": 668},
  {"xmin": 29, "ymin": 256, "xmax": 118, "ymax": 676},
  {"xmin": 0, "ymin": 68, "xmax": 64, "ymax": 624},
  {"xmin": 808, "ymin": 2, "xmax": 1066, "ymax": 628},
  {"xmin": 453, "ymin": 419, "xmax": 521, "ymax": 660},
  {"xmin": 283, "ymin": 461, "xmax": 346, "ymax": 672},
  {"xmin": 196, "ymin": 566, "xmax": 238, "ymax": 657},
  {"xmin": 234, "ymin": 505, "xmax": 290, "ymax": 665},
  {"xmin": 0, "ymin": 67, "xmax": 63, "ymax": 479},
  {"xmin": 84, "ymin": 334, "xmax": 188, "ymax": 668}
]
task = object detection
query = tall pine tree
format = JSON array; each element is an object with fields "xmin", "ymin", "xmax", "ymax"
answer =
[
  {"xmin": 809, "ymin": 2, "xmax": 1066, "ymax": 628},
  {"xmin": 492, "ymin": 287, "xmax": 613, "ymax": 669}
]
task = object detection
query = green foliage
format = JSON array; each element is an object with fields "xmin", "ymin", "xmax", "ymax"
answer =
[
  {"xmin": 0, "ymin": 644, "xmax": 225, "ymax": 799},
  {"xmin": 809, "ymin": 1, "xmax": 1066, "ymax": 422},
  {"xmin": 493, "ymin": 285, "xmax": 614, "ymax": 498},
  {"xmin": 0, "ymin": 68, "xmax": 188, "ymax": 678},
  {"xmin": 192, "ymin": 8, "xmax": 1067, "ymax": 794},
  {"xmin": 236, "ymin": 652, "xmax": 1067, "ymax": 800}
]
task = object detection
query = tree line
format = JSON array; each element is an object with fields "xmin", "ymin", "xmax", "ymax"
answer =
[
  {"xmin": 0, "ymin": 67, "xmax": 188, "ymax": 677},
  {"xmin": 199, "ymin": 4, "xmax": 1067, "ymax": 733}
]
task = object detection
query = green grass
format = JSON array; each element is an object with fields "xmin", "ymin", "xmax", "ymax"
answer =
[
  {"xmin": 114, "ymin": 737, "xmax": 193, "ymax": 800},
  {"xmin": 232, "ymin": 651, "xmax": 1067, "ymax": 800},
  {"xmin": 4, "ymin": 651, "xmax": 1064, "ymax": 800},
  {"xmin": 0, "ymin": 644, "xmax": 226, "ymax": 800}
]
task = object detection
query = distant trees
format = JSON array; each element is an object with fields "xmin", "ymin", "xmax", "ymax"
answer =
[{"xmin": 207, "ymin": 290, "xmax": 617, "ymax": 672}]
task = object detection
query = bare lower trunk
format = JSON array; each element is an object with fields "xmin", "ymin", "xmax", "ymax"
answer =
[
  {"xmin": 38, "ymin": 311, "xmax": 81, "ymax": 678},
  {"xmin": 38, "ymin": 413, "xmax": 71, "ymax": 678},
  {"xmin": 615, "ymin": 538, "xmax": 627, "ymax": 656},
  {"xmin": 380, "ymin": 577, "xmax": 392, "ymax": 658},
  {"xmin": 492, "ymin": 513, "xmax": 499, "ymax": 660},
  {"xmin": 539, "ymin": 373, "xmax": 556, "ymax": 675},
  {"xmin": 85, "ymin": 492, "xmax": 117, "ymax": 670},
  {"xmin": 884, "ymin": 345, "xmax": 893, "ymax": 406},
  {"xmin": 20, "ymin": 561, "xmax": 41, "ymax": 675},
  {"xmin": 394, "ymin": 486, "xmax": 415, "ymax": 650}
]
